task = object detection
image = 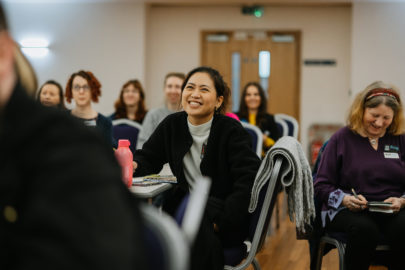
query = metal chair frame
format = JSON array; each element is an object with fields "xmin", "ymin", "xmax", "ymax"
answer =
[
  {"xmin": 315, "ymin": 233, "xmax": 390, "ymax": 270},
  {"xmin": 224, "ymin": 157, "xmax": 283, "ymax": 270}
]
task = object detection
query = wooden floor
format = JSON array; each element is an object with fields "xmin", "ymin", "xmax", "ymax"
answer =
[{"xmin": 248, "ymin": 195, "xmax": 388, "ymax": 270}]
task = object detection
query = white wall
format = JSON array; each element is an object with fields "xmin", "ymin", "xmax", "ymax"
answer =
[
  {"xmin": 4, "ymin": 2, "xmax": 354, "ymax": 155},
  {"xmin": 352, "ymin": 2, "xmax": 405, "ymax": 98},
  {"xmin": 4, "ymin": 2, "xmax": 146, "ymax": 114},
  {"xmin": 146, "ymin": 5, "xmax": 352, "ymax": 152}
]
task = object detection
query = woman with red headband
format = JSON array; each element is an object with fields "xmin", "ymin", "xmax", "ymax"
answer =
[{"xmin": 314, "ymin": 81, "xmax": 405, "ymax": 270}]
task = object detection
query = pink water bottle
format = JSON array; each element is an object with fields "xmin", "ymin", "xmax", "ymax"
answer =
[{"xmin": 115, "ymin": 139, "xmax": 133, "ymax": 188}]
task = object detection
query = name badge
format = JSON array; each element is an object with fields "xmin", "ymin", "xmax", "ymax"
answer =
[{"xmin": 384, "ymin": 152, "xmax": 399, "ymax": 159}]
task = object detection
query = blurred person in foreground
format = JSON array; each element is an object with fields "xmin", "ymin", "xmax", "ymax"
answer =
[
  {"xmin": 0, "ymin": 4, "xmax": 146, "ymax": 269},
  {"xmin": 314, "ymin": 81, "xmax": 405, "ymax": 270}
]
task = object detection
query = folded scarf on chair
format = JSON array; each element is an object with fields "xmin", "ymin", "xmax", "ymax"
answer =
[{"xmin": 248, "ymin": 136, "xmax": 315, "ymax": 235}]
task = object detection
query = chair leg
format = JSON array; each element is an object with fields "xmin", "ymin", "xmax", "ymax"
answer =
[
  {"xmin": 251, "ymin": 258, "xmax": 261, "ymax": 270},
  {"xmin": 336, "ymin": 242, "xmax": 346, "ymax": 270},
  {"xmin": 315, "ymin": 241, "xmax": 326, "ymax": 270}
]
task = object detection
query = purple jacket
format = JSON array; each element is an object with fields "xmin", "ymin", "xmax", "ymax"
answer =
[{"xmin": 314, "ymin": 126, "xmax": 405, "ymax": 226}]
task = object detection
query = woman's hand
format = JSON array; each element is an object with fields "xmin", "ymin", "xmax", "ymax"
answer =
[
  {"xmin": 384, "ymin": 197, "xmax": 405, "ymax": 213},
  {"xmin": 133, "ymin": 161, "xmax": 138, "ymax": 173},
  {"xmin": 342, "ymin": 194, "xmax": 368, "ymax": 212}
]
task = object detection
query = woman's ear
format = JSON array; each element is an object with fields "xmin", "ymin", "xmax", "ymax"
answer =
[{"xmin": 216, "ymin": 95, "xmax": 224, "ymax": 110}]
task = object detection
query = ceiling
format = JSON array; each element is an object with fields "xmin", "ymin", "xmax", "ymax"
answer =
[
  {"xmin": 7, "ymin": 0, "xmax": 402, "ymax": 6},
  {"xmin": 4, "ymin": 0, "xmax": 353, "ymax": 4}
]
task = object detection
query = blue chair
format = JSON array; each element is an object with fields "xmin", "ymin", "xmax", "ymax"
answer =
[
  {"xmin": 140, "ymin": 203, "xmax": 189, "ymax": 270},
  {"xmin": 240, "ymin": 122, "xmax": 263, "ymax": 157},
  {"xmin": 274, "ymin": 116, "xmax": 288, "ymax": 137},
  {"xmin": 112, "ymin": 119, "xmax": 142, "ymax": 153},
  {"xmin": 274, "ymin": 113, "xmax": 299, "ymax": 138},
  {"xmin": 223, "ymin": 156, "xmax": 284, "ymax": 270}
]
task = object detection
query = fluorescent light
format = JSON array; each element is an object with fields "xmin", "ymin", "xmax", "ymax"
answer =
[
  {"xmin": 19, "ymin": 38, "xmax": 49, "ymax": 58},
  {"xmin": 20, "ymin": 38, "xmax": 49, "ymax": 48},
  {"xmin": 21, "ymin": 47, "xmax": 49, "ymax": 58}
]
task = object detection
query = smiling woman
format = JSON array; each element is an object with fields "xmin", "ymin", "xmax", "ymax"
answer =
[
  {"xmin": 237, "ymin": 82, "xmax": 280, "ymax": 156},
  {"xmin": 314, "ymin": 81, "xmax": 405, "ymax": 269},
  {"xmin": 133, "ymin": 66, "xmax": 261, "ymax": 270},
  {"xmin": 181, "ymin": 71, "xmax": 224, "ymax": 125},
  {"xmin": 111, "ymin": 79, "xmax": 147, "ymax": 124}
]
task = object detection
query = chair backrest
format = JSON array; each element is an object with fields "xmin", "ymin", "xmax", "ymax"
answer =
[
  {"xmin": 140, "ymin": 203, "xmax": 189, "ymax": 270},
  {"xmin": 274, "ymin": 116, "xmax": 289, "ymax": 137},
  {"xmin": 240, "ymin": 121, "xmax": 263, "ymax": 157},
  {"xmin": 275, "ymin": 113, "xmax": 299, "ymax": 138},
  {"xmin": 224, "ymin": 157, "xmax": 283, "ymax": 270},
  {"xmin": 175, "ymin": 177, "xmax": 211, "ymax": 245},
  {"xmin": 112, "ymin": 119, "xmax": 142, "ymax": 153},
  {"xmin": 247, "ymin": 157, "xmax": 283, "ymax": 254}
]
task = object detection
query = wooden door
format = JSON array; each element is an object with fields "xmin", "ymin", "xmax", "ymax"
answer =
[{"xmin": 201, "ymin": 30, "xmax": 300, "ymax": 121}]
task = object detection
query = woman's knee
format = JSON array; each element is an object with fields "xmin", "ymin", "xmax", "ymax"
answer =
[
  {"xmin": 346, "ymin": 217, "xmax": 379, "ymax": 245},
  {"xmin": 385, "ymin": 210, "xmax": 405, "ymax": 245}
]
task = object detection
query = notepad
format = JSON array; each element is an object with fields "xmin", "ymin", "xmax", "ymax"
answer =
[
  {"xmin": 367, "ymin": 201, "xmax": 393, "ymax": 214},
  {"xmin": 143, "ymin": 174, "xmax": 177, "ymax": 184},
  {"xmin": 132, "ymin": 174, "xmax": 177, "ymax": 186}
]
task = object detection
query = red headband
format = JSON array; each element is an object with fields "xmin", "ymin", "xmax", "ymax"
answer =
[{"xmin": 365, "ymin": 88, "xmax": 400, "ymax": 102}]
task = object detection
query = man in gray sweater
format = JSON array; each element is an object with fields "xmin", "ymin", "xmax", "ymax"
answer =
[{"xmin": 137, "ymin": 72, "xmax": 185, "ymax": 148}]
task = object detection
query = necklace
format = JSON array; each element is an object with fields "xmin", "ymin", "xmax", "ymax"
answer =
[{"xmin": 369, "ymin": 138, "xmax": 377, "ymax": 145}]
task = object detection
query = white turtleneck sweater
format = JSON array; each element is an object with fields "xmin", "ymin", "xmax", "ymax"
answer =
[{"xmin": 182, "ymin": 117, "xmax": 213, "ymax": 190}]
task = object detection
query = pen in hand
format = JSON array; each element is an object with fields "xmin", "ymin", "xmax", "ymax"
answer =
[
  {"xmin": 350, "ymin": 188, "xmax": 368, "ymax": 209},
  {"xmin": 351, "ymin": 188, "xmax": 359, "ymax": 200}
]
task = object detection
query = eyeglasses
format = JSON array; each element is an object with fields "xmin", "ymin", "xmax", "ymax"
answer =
[{"xmin": 72, "ymin": 84, "xmax": 90, "ymax": 91}]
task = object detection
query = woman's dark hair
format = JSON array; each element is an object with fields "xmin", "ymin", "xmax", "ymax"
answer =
[
  {"xmin": 65, "ymin": 70, "xmax": 101, "ymax": 103},
  {"xmin": 238, "ymin": 82, "xmax": 268, "ymax": 129},
  {"xmin": 37, "ymin": 80, "xmax": 66, "ymax": 109},
  {"xmin": 114, "ymin": 79, "xmax": 147, "ymax": 121},
  {"xmin": 181, "ymin": 66, "xmax": 230, "ymax": 115}
]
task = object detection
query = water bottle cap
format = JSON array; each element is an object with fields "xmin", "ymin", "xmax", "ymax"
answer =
[{"xmin": 118, "ymin": 139, "xmax": 130, "ymax": 147}]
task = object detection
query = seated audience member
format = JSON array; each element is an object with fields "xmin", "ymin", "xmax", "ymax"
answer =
[
  {"xmin": 237, "ymin": 82, "xmax": 280, "ymax": 156},
  {"xmin": 37, "ymin": 80, "xmax": 66, "ymax": 109},
  {"xmin": 314, "ymin": 81, "xmax": 405, "ymax": 270},
  {"xmin": 133, "ymin": 66, "xmax": 261, "ymax": 270},
  {"xmin": 136, "ymin": 72, "xmax": 185, "ymax": 149},
  {"xmin": 0, "ymin": 5, "xmax": 147, "ymax": 269},
  {"xmin": 65, "ymin": 70, "xmax": 116, "ymax": 147},
  {"xmin": 110, "ymin": 79, "xmax": 147, "ymax": 124}
]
